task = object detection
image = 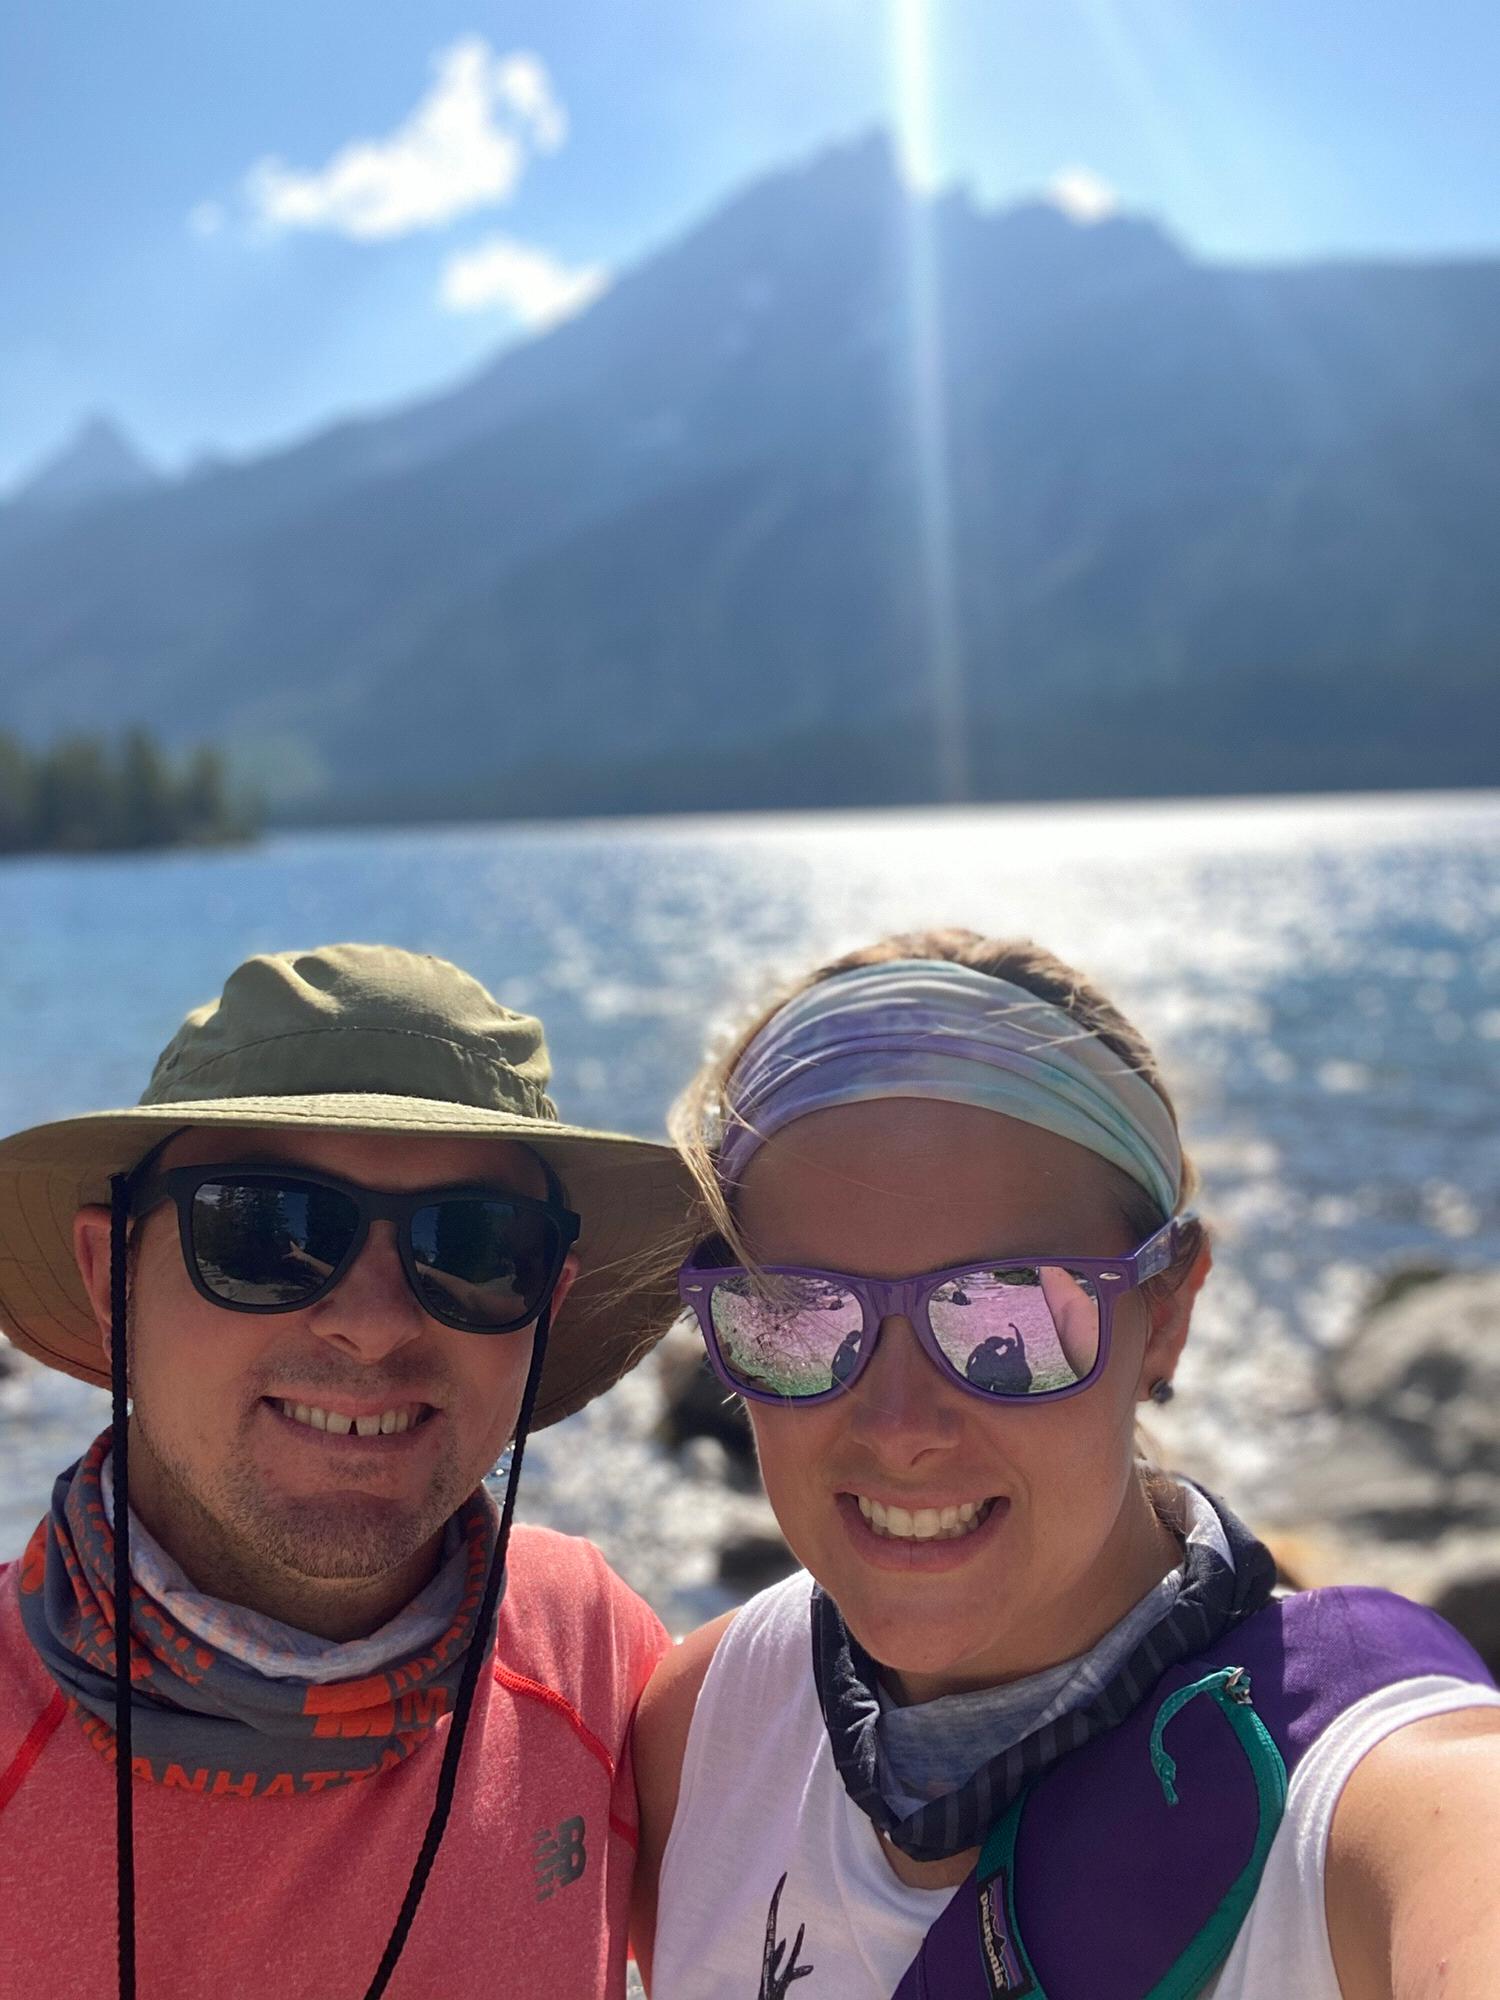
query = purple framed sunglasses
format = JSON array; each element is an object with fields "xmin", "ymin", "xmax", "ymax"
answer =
[{"xmin": 677, "ymin": 1217, "xmax": 1184, "ymax": 1407}]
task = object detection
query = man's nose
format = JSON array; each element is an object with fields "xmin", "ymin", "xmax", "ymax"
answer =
[
  {"xmin": 305, "ymin": 1220, "xmax": 427, "ymax": 1361},
  {"xmin": 843, "ymin": 1314, "xmax": 963, "ymax": 1462}
]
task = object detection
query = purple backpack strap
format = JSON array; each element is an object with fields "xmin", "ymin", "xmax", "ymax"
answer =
[{"xmin": 892, "ymin": 1589, "xmax": 1493, "ymax": 2000}]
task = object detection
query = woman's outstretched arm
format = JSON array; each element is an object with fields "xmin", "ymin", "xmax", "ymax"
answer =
[{"xmin": 1326, "ymin": 1705, "xmax": 1500, "ymax": 1998}]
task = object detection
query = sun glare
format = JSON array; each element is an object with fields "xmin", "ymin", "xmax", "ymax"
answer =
[{"xmin": 891, "ymin": 0, "xmax": 969, "ymax": 803}]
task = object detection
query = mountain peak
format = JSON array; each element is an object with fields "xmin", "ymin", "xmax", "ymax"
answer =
[
  {"xmin": 979, "ymin": 188, "xmax": 1183, "ymax": 256},
  {"xmin": 12, "ymin": 413, "xmax": 161, "ymax": 510},
  {"xmin": 698, "ymin": 126, "xmax": 904, "ymax": 247}
]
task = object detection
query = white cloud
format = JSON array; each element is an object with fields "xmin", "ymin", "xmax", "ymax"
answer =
[
  {"xmin": 187, "ymin": 201, "xmax": 225, "ymax": 238},
  {"xmin": 493, "ymin": 52, "xmax": 568, "ymax": 152},
  {"xmin": 1046, "ymin": 166, "xmax": 1120, "ymax": 225},
  {"xmin": 243, "ymin": 38, "xmax": 567, "ymax": 242},
  {"xmin": 439, "ymin": 235, "xmax": 608, "ymax": 328}
]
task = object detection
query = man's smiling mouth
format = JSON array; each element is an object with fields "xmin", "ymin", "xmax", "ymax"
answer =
[{"xmin": 264, "ymin": 1398, "xmax": 436, "ymax": 1439}]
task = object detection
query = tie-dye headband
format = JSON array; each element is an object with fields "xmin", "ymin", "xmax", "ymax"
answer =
[{"xmin": 717, "ymin": 958, "xmax": 1182, "ymax": 1218}]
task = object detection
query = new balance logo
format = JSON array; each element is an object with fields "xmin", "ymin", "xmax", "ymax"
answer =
[{"xmin": 533, "ymin": 1815, "xmax": 587, "ymax": 1900}]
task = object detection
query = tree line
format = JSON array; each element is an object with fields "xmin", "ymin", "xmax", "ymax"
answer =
[{"xmin": 0, "ymin": 729, "xmax": 255, "ymax": 854}]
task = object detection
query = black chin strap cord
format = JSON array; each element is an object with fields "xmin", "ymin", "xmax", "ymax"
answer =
[
  {"xmin": 360, "ymin": 1304, "xmax": 553, "ymax": 2000},
  {"xmin": 105, "ymin": 1175, "xmax": 547, "ymax": 2000},
  {"xmin": 108, "ymin": 1173, "xmax": 136, "ymax": 2000}
]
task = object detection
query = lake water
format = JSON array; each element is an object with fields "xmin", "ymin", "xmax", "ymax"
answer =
[{"xmin": 3, "ymin": 791, "xmax": 1498, "ymax": 1627}]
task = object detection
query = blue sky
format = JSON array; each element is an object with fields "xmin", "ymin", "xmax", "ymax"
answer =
[{"xmin": 3, "ymin": 0, "xmax": 1497, "ymax": 489}]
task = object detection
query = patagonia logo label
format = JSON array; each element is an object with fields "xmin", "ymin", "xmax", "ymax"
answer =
[
  {"xmin": 978, "ymin": 1871, "xmax": 1035, "ymax": 1998},
  {"xmin": 533, "ymin": 1815, "xmax": 587, "ymax": 1900}
]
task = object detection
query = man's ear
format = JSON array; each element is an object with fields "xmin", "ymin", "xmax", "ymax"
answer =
[
  {"xmin": 547, "ymin": 1251, "xmax": 582, "ymax": 1325},
  {"xmin": 1137, "ymin": 1235, "xmax": 1212, "ymax": 1402},
  {"xmin": 73, "ymin": 1205, "xmax": 116, "ymax": 1351}
]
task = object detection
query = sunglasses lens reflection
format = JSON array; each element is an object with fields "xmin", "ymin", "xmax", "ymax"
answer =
[
  {"xmin": 928, "ymin": 1266, "xmax": 1100, "ymax": 1395},
  {"xmin": 409, "ymin": 1199, "xmax": 559, "ymax": 1330},
  {"xmin": 709, "ymin": 1273, "xmax": 867, "ymax": 1398},
  {"xmin": 190, "ymin": 1180, "xmax": 358, "ymax": 1305},
  {"xmin": 704, "ymin": 1263, "xmax": 1102, "ymax": 1400}
]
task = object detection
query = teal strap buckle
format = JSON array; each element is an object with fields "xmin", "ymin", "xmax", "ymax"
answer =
[{"xmin": 973, "ymin": 1667, "xmax": 1288, "ymax": 2000}]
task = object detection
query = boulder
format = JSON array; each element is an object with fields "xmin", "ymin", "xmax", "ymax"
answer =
[
  {"xmin": 1431, "ymin": 1562, "xmax": 1500, "ymax": 1679},
  {"xmin": 717, "ymin": 1524, "xmax": 798, "ymax": 1595},
  {"xmin": 1269, "ymin": 1269, "xmax": 1500, "ymax": 1676},
  {"xmin": 653, "ymin": 1320, "xmax": 758, "ymax": 1484},
  {"xmin": 1328, "ymin": 1269, "xmax": 1500, "ymax": 1481}
]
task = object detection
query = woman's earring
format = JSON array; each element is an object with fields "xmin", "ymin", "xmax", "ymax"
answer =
[{"xmin": 1148, "ymin": 1378, "xmax": 1175, "ymax": 1406}]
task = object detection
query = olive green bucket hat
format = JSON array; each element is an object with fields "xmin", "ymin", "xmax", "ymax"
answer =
[{"xmin": 0, "ymin": 943, "xmax": 693, "ymax": 1427}]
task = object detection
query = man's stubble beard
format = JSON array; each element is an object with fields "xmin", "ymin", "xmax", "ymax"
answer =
[{"xmin": 128, "ymin": 1397, "xmax": 471, "ymax": 1592}]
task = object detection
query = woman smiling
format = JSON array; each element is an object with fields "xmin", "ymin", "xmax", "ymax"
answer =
[{"xmin": 633, "ymin": 933, "xmax": 1500, "ymax": 2000}]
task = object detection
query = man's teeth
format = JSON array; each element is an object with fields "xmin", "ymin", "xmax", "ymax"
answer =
[
  {"xmin": 855, "ymin": 1496, "xmax": 993, "ymax": 1540},
  {"xmin": 279, "ymin": 1402, "xmax": 418, "ymax": 1438}
]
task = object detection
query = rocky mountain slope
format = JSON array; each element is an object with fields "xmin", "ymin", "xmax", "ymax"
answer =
[{"xmin": 3, "ymin": 133, "xmax": 1497, "ymax": 819}]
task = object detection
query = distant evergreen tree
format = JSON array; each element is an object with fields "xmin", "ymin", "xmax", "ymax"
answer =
[
  {"xmin": 179, "ymin": 744, "xmax": 238, "ymax": 842},
  {"xmin": 0, "ymin": 728, "xmax": 255, "ymax": 856},
  {"xmin": 0, "ymin": 734, "xmax": 36, "ymax": 853},
  {"xmin": 118, "ymin": 728, "xmax": 174, "ymax": 848},
  {"xmin": 36, "ymin": 737, "xmax": 111, "ymax": 851}
]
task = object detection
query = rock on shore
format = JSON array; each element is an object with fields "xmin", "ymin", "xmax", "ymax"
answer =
[
  {"xmin": 1268, "ymin": 1269, "xmax": 1500, "ymax": 1674},
  {"xmin": 652, "ymin": 1321, "xmax": 798, "ymax": 1595}
]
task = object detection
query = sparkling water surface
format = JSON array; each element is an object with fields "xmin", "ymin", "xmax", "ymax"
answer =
[{"xmin": 3, "ymin": 792, "xmax": 1497, "ymax": 1627}]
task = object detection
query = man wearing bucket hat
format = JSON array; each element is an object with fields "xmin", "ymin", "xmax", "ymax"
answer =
[{"xmin": 0, "ymin": 944, "xmax": 691, "ymax": 2000}]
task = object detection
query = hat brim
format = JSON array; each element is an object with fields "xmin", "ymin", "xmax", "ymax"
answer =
[{"xmin": 0, "ymin": 1095, "xmax": 695, "ymax": 1428}]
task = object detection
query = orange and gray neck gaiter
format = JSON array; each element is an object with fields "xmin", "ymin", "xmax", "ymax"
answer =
[{"xmin": 18, "ymin": 1430, "xmax": 499, "ymax": 1800}]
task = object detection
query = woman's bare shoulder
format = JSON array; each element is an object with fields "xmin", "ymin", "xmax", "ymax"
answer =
[
  {"xmin": 631, "ymin": 1609, "xmax": 740, "ymax": 1990},
  {"xmin": 636, "ymin": 1608, "xmax": 739, "ymax": 1789}
]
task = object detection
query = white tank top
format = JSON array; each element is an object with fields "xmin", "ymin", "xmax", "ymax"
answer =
[{"xmin": 653, "ymin": 1571, "xmax": 1499, "ymax": 1999}]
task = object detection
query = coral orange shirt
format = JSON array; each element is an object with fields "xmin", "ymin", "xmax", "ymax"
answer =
[{"xmin": 0, "ymin": 1524, "xmax": 669, "ymax": 2000}]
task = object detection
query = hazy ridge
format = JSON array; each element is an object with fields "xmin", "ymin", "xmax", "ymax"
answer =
[{"xmin": 3, "ymin": 133, "xmax": 1497, "ymax": 820}]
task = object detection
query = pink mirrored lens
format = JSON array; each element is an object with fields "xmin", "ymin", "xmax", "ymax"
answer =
[
  {"xmin": 928, "ymin": 1265, "xmax": 1100, "ymax": 1394},
  {"xmin": 709, "ymin": 1273, "xmax": 866, "ymax": 1397}
]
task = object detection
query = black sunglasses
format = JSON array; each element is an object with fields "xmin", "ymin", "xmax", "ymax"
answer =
[{"xmin": 130, "ymin": 1164, "xmax": 581, "ymax": 1335}]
